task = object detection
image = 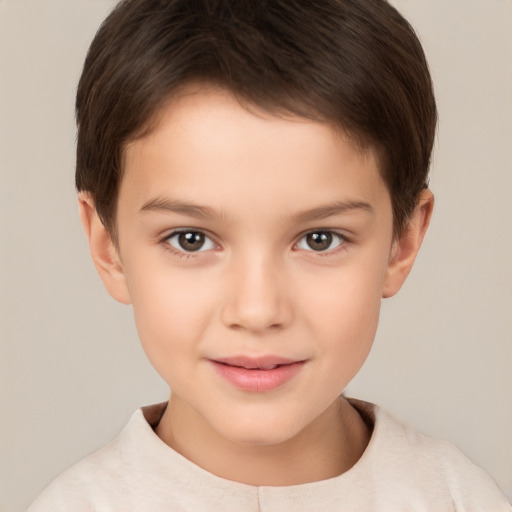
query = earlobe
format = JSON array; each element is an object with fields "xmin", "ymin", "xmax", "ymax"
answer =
[
  {"xmin": 382, "ymin": 189, "xmax": 434, "ymax": 298},
  {"xmin": 78, "ymin": 192, "xmax": 132, "ymax": 305}
]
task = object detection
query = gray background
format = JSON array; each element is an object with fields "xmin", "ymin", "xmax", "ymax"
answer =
[{"xmin": 1, "ymin": 1, "xmax": 511, "ymax": 510}]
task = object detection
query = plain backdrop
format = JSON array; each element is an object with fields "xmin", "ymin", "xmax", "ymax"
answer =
[{"xmin": 1, "ymin": 1, "xmax": 511, "ymax": 510}]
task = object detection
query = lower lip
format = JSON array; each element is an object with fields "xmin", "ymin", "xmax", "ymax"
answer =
[{"xmin": 211, "ymin": 361, "xmax": 305, "ymax": 392}]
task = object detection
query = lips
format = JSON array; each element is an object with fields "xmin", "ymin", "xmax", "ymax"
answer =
[
  {"xmin": 214, "ymin": 355, "xmax": 299, "ymax": 370},
  {"xmin": 210, "ymin": 356, "xmax": 305, "ymax": 392}
]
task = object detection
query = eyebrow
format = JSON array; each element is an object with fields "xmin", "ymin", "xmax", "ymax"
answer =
[
  {"xmin": 139, "ymin": 197, "xmax": 217, "ymax": 219},
  {"xmin": 293, "ymin": 200, "xmax": 374, "ymax": 223},
  {"xmin": 139, "ymin": 196, "xmax": 374, "ymax": 222}
]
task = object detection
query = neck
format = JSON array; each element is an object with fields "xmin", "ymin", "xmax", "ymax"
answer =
[{"xmin": 155, "ymin": 396, "xmax": 371, "ymax": 486}]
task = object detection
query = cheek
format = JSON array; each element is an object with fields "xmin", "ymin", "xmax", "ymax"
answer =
[
  {"xmin": 315, "ymin": 286, "xmax": 381, "ymax": 354},
  {"xmin": 302, "ymin": 262, "xmax": 385, "ymax": 376},
  {"xmin": 124, "ymin": 262, "xmax": 217, "ymax": 372}
]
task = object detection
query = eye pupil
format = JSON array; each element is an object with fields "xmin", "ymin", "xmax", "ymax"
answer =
[
  {"xmin": 307, "ymin": 232, "xmax": 333, "ymax": 251},
  {"xmin": 178, "ymin": 232, "xmax": 205, "ymax": 251}
]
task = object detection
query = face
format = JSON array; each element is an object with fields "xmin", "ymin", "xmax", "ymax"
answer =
[{"xmin": 103, "ymin": 87, "xmax": 399, "ymax": 446}]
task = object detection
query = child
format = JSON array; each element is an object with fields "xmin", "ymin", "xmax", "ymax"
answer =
[{"xmin": 28, "ymin": 0, "xmax": 511, "ymax": 510}]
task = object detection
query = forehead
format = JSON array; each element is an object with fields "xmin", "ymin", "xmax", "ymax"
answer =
[{"xmin": 120, "ymin": 86, "xmax": 390, "ymax": 222}]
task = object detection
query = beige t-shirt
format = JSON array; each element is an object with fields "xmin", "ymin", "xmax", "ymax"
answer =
[{"xmin": 28, "ymin": 399, "xmax": 511, "ymax": 511}]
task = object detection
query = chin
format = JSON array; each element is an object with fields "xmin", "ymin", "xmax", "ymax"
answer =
[{"xmin": 211, "ymin": 409, "xmax": 309, "ymax": 447}]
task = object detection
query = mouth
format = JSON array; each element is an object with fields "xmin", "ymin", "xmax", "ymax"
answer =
[
  {"xmin": 215, "ymin": 355, "xmax": 299, "ymax": 369},
  {"xmin": 209, "ymin": 356, "xmax": 306, "ymax": 392}
]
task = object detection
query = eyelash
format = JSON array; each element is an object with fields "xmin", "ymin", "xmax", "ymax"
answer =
[
  {"xmin": 295, "ymin": 230, "xmax": 347, "ymax": 256},
  {"xmin": 160, "ymin": 229, "xmax": 217, "ymax": 259},
  {"xmin": 159, "ymin": 228, "xmax": 349, "ymax": 258}
]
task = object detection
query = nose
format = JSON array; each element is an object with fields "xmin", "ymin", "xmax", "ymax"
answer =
[{"xmin": 220, "ymin": 253, "xmax": 293, "ymax": 333}]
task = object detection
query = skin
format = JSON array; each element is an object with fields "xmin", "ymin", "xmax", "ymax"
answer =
[{"xmin": 80, "ymin": 86, "xmax": 433, "ymax": 486}]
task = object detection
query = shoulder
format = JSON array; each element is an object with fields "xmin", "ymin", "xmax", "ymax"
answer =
[
  {"xmin": 27, "ymin": 405, "xmax": 166, "ymax": 511},
  {"xmin": 349, "ymin": 398, "xmax": 511, "ymax": 510},
  {"xmin": 27, "ymin": 433, "xmax": 125, "ymax": 511}
]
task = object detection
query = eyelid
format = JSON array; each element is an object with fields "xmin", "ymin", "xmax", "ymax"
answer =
[
  {"xmin": 161, "ymin": 228, "xmax": 218, "ymax": 253},
  {"xmin": 294, "ymin": 229, "xmax": 348, "ymax": 253}
]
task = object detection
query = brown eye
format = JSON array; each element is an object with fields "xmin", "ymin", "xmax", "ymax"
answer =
[
  {"xmin": 306, "ymin": 232, "xmax": 332, "ymax": 251},
  {"xmin": 297, "ymin": 231, "xmax": 344, "ymax": 252},
  {"xmin": 167, "ymin": 230, "xmax": 214, "ymax": 253},
  {"xmin": 178, "ymin": 232, "xmax": 204, "ymax": 251}
]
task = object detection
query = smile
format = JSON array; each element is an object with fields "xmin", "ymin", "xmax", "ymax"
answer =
[{"xmin": 210, "ymin": 356, "xmax": 306, "ymax": 392}]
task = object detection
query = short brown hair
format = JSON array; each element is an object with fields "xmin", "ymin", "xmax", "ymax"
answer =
[{"xmin": 76, "ymin": 0, "xmax": 437, "ymax": 237}]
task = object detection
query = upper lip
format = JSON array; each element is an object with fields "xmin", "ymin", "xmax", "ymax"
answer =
[{"xmin": 211, "ymin": 356, "xmax": 305, "ymax": 370}]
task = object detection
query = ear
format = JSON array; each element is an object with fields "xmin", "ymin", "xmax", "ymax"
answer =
[
  {"xmin": 382, "ymin": 189, "xmax": 434, "ymax": 298},
  {"xmin": 78, "ymin": 192, "xmax": 132, "ymax": 305}
]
